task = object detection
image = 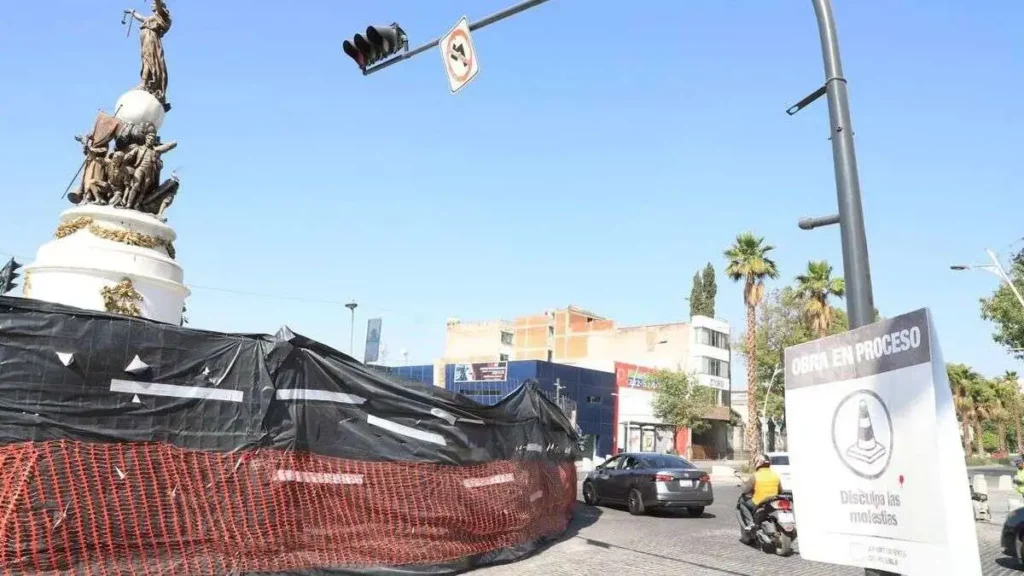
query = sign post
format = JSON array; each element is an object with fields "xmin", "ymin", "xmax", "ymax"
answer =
[
  {"xmin": 783, "ymin": 309, "xmax": 980, "ymax": 575},
  {"xmin": 439, "ymin": 16, "xmax": 480, "ymax": 93}
]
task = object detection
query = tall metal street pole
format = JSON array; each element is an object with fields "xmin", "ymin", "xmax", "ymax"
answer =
[
  {"xmin": 811, "ymin": 0, "xmax": 875, "ymax": 332},
  {"xmin": 361, "ymin": 0, "xmax": 552, "ymax": 76},
  {"xmin": 345, "ymin": 301, "xmax": 358, "ymax": 355}
]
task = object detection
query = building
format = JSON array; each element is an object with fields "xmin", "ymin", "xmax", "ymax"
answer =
[{"xmin": 441, "ymin": 306, "xmax": 735, "ymax": 459}]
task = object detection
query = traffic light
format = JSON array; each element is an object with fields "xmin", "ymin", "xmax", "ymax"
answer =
[
  {"xmin": 343, "ymin": 24, "xmax": 407, "ymax": 70},
  {"xmin": 0, "ymin": 258, "xmax": 21, "ymax": 295}
]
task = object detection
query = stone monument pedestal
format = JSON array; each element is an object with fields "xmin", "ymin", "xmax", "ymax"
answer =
[{"xmin": 23, "ymin": 205, "xmax": 188, "ymax": 324}]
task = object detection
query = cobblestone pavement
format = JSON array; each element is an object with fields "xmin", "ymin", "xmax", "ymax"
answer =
[{"xmin": 474, "ymin": 486, "xmax": 1018, "ymax": 575}]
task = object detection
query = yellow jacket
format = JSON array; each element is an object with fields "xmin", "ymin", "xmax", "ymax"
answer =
[{"xmin": 752, "ymin": 467, "xmax": 782, "ymax": 505}]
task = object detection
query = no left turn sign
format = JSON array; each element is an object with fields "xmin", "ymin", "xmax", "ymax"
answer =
[{"xmin": 440, "ymin": 16, "xmax": 479, "ymax": 94}]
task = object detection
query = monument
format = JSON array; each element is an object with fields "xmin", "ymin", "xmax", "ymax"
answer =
[{"xmin": 22, "ymin": 0, "xmax": 188, "ymax": 325}]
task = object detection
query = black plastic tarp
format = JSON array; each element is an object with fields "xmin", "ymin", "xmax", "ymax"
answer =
[{"xmin": 0, "ymin": 297, "xmax": 581, "ymax": 575}]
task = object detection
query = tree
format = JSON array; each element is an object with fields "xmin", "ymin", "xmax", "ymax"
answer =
[
  {"xmin": 649, "ymin": 370, "xmax": 717, "ymax": 436},
  {"xmin": 980, "ymin": 249, "xmax": 1024, "ymax": 362},
  {"xmin": 724, "ymin": 232, "xmax": 779, "ymax": 463},
  {"xmin": 992, "ymin": 377, "xmax": 1019, "ymax": 454},
  {"xmin": 689, "ymin": 271, "xmax": 705, "ymax": 318},
  {"xmin": 794, "ymin": 260, "xmax": 846, "ymax": 338},
  {"xmin": 701, "ymin": 263, "xmax": 717, "ymax": 317},
  {"xmin": 1004, "ymin": 371, "xmax": 1023, "ymax": 454},
  {"xmin": 948, "ymin": 363, "xmax": 983, "ymax": 454},
  {"xmin": 737, "ymin": 288, "xmax": 848, "ymax": 433}
]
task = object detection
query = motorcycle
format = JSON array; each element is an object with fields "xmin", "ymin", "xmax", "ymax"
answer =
[{"xmin": 737, "ymin": 494, "xmax": 797, "ymax": 556}]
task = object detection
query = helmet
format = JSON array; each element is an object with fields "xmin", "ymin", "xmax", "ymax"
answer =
[{"xmin": 754, "ymin": 454, "xmax": 770, "ymax": 469}]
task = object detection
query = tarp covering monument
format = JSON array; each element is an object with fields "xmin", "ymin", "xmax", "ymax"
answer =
[{"xmin": 0, "ymin": 297, "xmax": 580, "ymax": 574}]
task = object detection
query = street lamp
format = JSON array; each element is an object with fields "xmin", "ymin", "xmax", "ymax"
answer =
[
  {"xmin": 345, "ymin": 301, "xmax": 358, "ymax": 355},
  {"xmin": 950, "ymin": 249, "xmax": 1024, "ymax": 310},
  {"xmin": 761, "ymin": 365, "xmax": 783, "ymax": 450}
]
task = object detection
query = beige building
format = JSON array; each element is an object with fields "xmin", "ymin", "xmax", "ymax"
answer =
[{"xmin": 445, "ymin": 305, "xmax": 731, "ymax": 396}]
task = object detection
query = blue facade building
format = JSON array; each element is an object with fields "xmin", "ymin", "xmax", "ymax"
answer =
[
  {"xmin": 445, "ymin": 360, "xmax": 616, "ymax": 457},
  {"xmin": 375, "ymin": 360, "xmax": 616, "ymax": 456}
]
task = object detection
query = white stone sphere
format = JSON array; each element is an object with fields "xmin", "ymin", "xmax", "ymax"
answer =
[{"xmin": 114, "ymin": 89, "xmax": 165, "ymax": 131}]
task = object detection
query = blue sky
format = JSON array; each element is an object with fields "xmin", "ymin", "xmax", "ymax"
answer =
[{"xmin": 0, "ymin": 1, "xmax": 1020, "ymax": 382}]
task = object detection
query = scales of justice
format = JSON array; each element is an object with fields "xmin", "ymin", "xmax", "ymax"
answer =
[{"xmin": 22, "ymin": 0, "xmax": 188, "ymax": 325}]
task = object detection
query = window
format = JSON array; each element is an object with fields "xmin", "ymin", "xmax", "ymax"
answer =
[
  {"xmin": 548, "ymin": 325, "xmax": 554, "ymax": 337},
  {"xmin": 458, "ymin": 388, "xmax": 504, "ymax": 396},
  {"xmin": 769, "ymin": 454, "xmax": 790, "ymax": 466},
  {"xmin": 500, "ymin": 331, "xmax": 514, "ymax": 346},
  {"xmin": 641, "ymin": 455, "xmax": 696, "ymax": 470},
  {"xmin": 546, "ymin": 349, "xmax": 553, "ymax": 362},
  {"xmin": 499, "ymin": 353, "xmax": 509, "ymax": 362},
  {"xmin": 696, "ymin": 327, "xmax": 730, "ymax": 350},
  {"xmin": 598, "ymin": 455, "xmax": 623, "ymax": 470},
  {"xmin": 698, "ymin": 356, "xmax": 729, "ymax": 378},
  {"xmin": 585, "ymin": 395, "xmax": 602, "ymax": 404}
]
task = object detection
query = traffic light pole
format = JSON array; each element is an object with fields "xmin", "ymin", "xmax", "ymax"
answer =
[{"xmin": 361, "ymin": 0, "xmax": 552, "ymax": 76}]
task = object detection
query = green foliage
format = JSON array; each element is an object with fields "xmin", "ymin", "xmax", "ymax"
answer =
[
  {"xmin": 701, "ymin": 263, "xmax": 717, "ymax": 317},
  {"xmin": 737, "ymin": 287, "xmax": 849, "ymax": 423},
  {"xmin": 980, "ymin": 249, "xmax": 1024, "ymax": 362},
  {"xmin": 650, "ymin": 370, "xmax": 717, "ymax": 435},
  {"xmin": 982, "ymin": 430, "xmax": 1000, "ymax": 453},
  {"xmin": 794, "ymin": 260, "xmax": 846, "ymax": 337},
  {"xmin": 689, "ymin": 271, "xmax": 705, "ymax": 319}
]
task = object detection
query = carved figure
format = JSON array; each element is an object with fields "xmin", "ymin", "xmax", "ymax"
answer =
[
  {"xmin": 125, "ymin": 1, "xmax": 172, "ymax": 110},
  {"xmin": 73, "ymin": 135, "xmax": 112, "ymax": 205},
  {"xmin": 121, "ymin": 133, "xmax": 177, "ymax": 210},
  {"xmin": 104, "ymin": 153, "xmax": 133, "ymax": 207},
  {"xmin": 138, "ymin": 174, "xmax": 179, "ymax": 221}
]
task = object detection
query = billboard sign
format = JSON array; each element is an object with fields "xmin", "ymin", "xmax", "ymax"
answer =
[
  {"xmin": 363, "ymin": 318, "xmax": 382, "ymax": 364},
  {"xmin": 614, "ymin": 362, "xmax": 656, "ymax": 390},
  {"xmin": 452, "ymin": 362, "xmax": 508, "ymax": 383}
]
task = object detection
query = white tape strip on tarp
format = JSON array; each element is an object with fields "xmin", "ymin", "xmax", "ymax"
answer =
[
  {"xmin": 530, "ymin": 490, "xmax": 544, "ymax": 502},
  {"xmin": 525, "ymin": 443, "xmax": 543, "ymax": 452},
  {"xmin": 110, "ymin": 379, "xmax": 243, "ymax": 403},
  {"xmin": 273, "ymin": 470, "xmax": 364, "ymax": 485},
  {"xmin": 463, "ymin": 473, "xmax": 515, "ymax": 488},
  {"xmin": 275, "ymin": 388, "xmax": 366, "ymax": 405},
  {"xmin": 366, "ymin": 414, "xmax": 447, "ymax": 446}
]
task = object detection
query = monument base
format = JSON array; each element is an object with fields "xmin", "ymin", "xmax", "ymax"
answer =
[{"xmin": 23, "ymin": 205, "xmax": 189, "ymax": 324}]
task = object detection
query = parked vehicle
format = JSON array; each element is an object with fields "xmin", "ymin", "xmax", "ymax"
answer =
[
  {"xmin": 767, "ymin": 452, "xmax": 792, "ymax": 494},
  {"xmin": 737, "ymin": 493, "xmax": 797, "ymax": 556},
  {"xmin": 582, "ymin": 452, "xmax": 713, "ymax": 517}
]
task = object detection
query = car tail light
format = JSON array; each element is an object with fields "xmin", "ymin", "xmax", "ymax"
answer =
[
  {"xmin": 652, "ymin": 473, "xmax": 674, "ymax": 482},
  {"xmin": 775, "ymin": 499, "xmax": 792, "ymax": 511},
  {"xmin": 699, "ymin": 474, "xmax": 710, "ymax": 484}
]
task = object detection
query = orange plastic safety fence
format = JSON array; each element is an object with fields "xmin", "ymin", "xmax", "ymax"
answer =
[{"xmin": 0, "ymin": 441, "xmax": 577, "ymax": 575}]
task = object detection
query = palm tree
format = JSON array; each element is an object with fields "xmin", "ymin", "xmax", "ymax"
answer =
[
  {"xmin": 794, "ymin": 261, "xmax": 846, "ymax": 338},
  {"xmin": 970, "ymin": 379, "xmax": 999, "ymax": 455},
  {"xmin": 724, "ymin": 232, "xmax": 779, "ymax": 463},
  {"xmin": 1003, "ymin": 371, "xmax": 1022, "ymax": 454},
  {"xmin": 948, "ymin": 363, "xmax": 979, "ymax": 454},
  {"xmin": 992, "ymin": 379, "xmax": 1016, "ymax": 454}
]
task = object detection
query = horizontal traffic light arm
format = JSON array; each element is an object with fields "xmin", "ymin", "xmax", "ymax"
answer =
[{"xmin": 358, "ymin": 0, "xmax": 552, "ymax": 76}]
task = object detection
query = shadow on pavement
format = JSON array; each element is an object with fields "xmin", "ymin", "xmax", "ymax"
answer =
[{"xmin": 996, "ymin": 556, "xmax": 1023, "ymax": 571}]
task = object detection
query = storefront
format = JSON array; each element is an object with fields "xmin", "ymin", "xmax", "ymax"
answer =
[{"xmin": 612, "ymin": 362, "xmax": 689, "ymax": 455}]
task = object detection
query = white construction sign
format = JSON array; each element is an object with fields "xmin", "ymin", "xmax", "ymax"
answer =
[
  {"xmin": 784, "ymin": 308, "xmax": 980, "ymax": 575},
  {"xmin": 440, "ymin": 16, "xmax": 480, "ymax": 93}
]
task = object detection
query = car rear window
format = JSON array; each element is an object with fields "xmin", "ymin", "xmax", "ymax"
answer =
[
  {"xmin": 642, "ymin": 455, "xmax": 696, "ymax": 469},
  {"xmin": 770, "ymin": 455, "xmax": 790, "ymax": 466}
]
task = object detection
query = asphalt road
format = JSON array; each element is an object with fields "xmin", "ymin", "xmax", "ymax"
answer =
[{"xmin": 473, "ymin": 485, "xmax": 1019, "ymax": 575}]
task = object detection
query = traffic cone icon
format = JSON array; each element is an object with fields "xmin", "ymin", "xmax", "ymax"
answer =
[{"xmin": 846, "ymin": 399, "xmax": 886, "ymax": 464}]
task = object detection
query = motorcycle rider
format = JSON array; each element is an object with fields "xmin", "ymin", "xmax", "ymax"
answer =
[{"xmin": 738, "ymin": 454, "xmax": 783, "ymax": 529}]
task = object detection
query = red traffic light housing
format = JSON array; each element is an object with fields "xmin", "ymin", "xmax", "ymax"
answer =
[{"xmin": 343, "ymin": 24, "xmax": 407, "ymax": 70}]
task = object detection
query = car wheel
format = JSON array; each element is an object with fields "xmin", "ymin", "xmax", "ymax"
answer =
[
  {"xmin": 582, "ymin": 482, "xmax": 599, "ymax": 506},
  {"xmin": 1016, "ymin": 531, "xmax": 1024, "ymax": 564},
  {"xmin": 687, "ymin": 506, "xmax": 705, "ymax": 518},
  {"xmin": 628, "ymin": 489, "xmax": 646, "ymax": 516}
]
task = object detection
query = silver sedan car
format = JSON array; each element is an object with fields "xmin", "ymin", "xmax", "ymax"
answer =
[{"xmin": 582, "ymin": 452, "xmax": 713, "ymax": 517}]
